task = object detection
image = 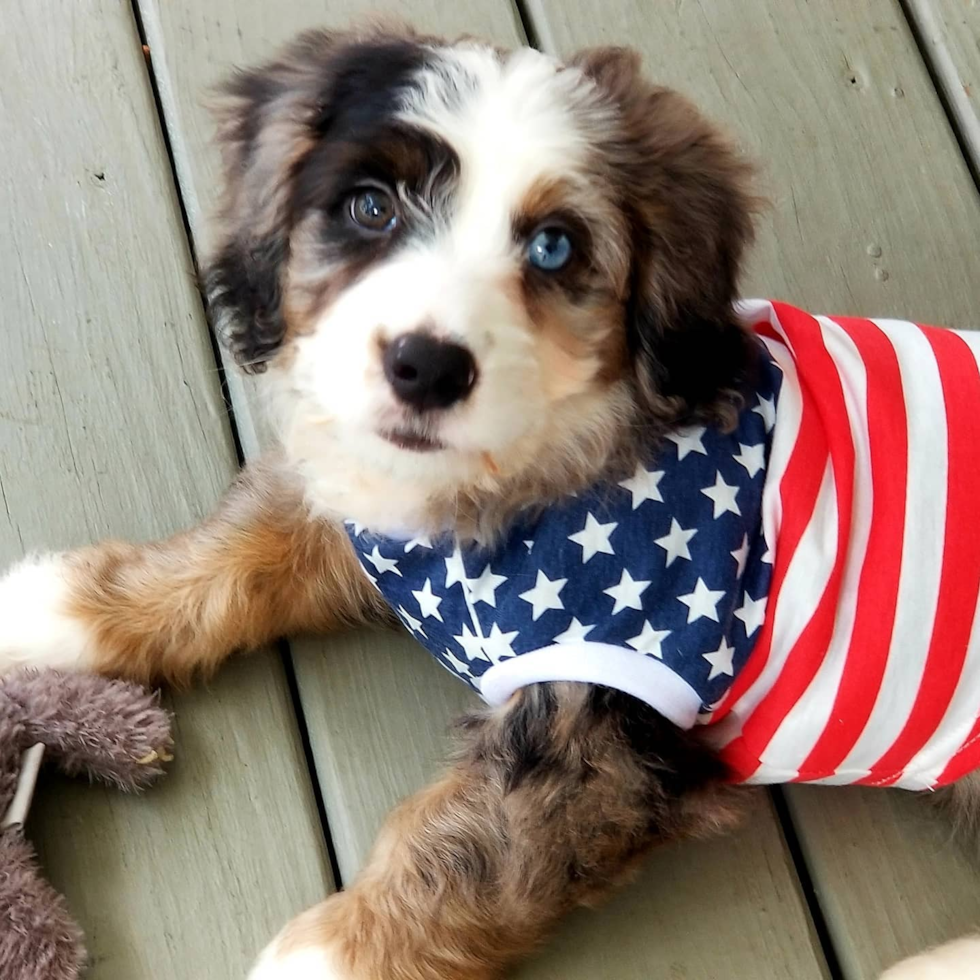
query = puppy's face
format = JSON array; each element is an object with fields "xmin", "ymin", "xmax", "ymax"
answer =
[{"xmin": 207, "ymin": 30, "xmax": 755, "ymax": 534}]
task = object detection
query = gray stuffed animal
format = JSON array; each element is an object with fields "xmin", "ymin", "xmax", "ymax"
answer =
[{"xmin": 0, "ymin": 669, "xmax": 172, "ymax": 979}]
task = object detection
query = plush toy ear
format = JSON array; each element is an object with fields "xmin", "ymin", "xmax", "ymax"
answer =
[
  {"xmin": 10, "ymin": 671, "xmax": 172, "ymax": 791},
  {"xmin": 572, "ymin": 47, "xmax": 760, "ymax": 423}
]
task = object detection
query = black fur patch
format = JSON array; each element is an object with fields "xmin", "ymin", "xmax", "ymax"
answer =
[{"xmin": 628, "ymin": 302, "xmax": 760, "ymax": 422}]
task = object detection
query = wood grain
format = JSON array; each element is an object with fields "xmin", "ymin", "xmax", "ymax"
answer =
[
  {"xmin": 0, "ymin": 4, "xmax": 332, "ymax": 978},
  {"xmin": 529, "ymin": 0, "xmax": 980, "ymax": 329},
  {"xmin": 784, "ymin": 787, "xmax": 980, "ymax": 980},
  {"xmin": 904, "ymin": 0, "xmax": 980, "ymax": 178},
  {"xmin": 525, "ymin": 0, "xmax": 980, "ymax": 975},
  {"xmin": 138, "ymin": 0, "xmax": 831, "ymax": 976}
]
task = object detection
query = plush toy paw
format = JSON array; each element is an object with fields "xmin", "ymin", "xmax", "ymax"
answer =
[
  {"xmin": 0, "ymin": 555, "xmax": 96, "ymax": 675},
  {"xmin": 879, "ymin": 936, "xmax": 980, "ymax": 979},
  {"xmin": 3, "ymin": 670, "xmax": 173, "ymax": 790}
]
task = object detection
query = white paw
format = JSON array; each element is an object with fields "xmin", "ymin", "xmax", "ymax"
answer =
[
  {"xmin": 249, "ymin": 938, "xmax": 348, "ymax": 980},
  {"xmin": 0, "ymin": 554, "xmax": 96, "ymax": 673},
  {"xmin": 880, "ymin": 936, "xmax": 980, "ymax": 979}
]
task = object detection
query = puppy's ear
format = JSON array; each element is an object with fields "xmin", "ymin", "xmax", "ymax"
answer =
[
  {"xmin": 573, "ymin": 47, "xmax": 759, "ymax": 424},
  {"xmin": 203, "ymin": 31, "xmax": 342, "ymax": 372},
  {"xmin": 204, "ymin": 27, "xmax": 427, "ymax": 372}
]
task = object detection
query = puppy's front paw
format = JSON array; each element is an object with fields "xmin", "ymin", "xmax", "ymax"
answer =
[
  {"xmin": 0, "ymin": 554, "xmax": 96, "ymax": 673},
  {"xmin": 249, "ymin": 937, "xmax": 349, "ymax": 980},
  {"xmin": 880, "ymin": 936, "xmax": 980, "ymax": 979}
]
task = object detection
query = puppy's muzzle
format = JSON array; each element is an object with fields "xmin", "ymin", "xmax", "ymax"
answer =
[{"xmin": 383, "ymin": 332, "xmax": 478, "ymax": 411}]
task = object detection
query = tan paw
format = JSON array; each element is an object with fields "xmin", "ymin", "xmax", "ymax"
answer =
[
  {"xmin": 249, "ymin": 934, "xmax": 349, "ymax": 980},
  {"xmin": 0, "ymin": 554, "xmax": 96, "ymax": 674}
]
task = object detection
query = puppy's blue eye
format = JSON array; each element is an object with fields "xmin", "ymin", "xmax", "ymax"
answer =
[
  {"xmin": 527, "ymin": 228, "xmax": 573, "ymax": 271},
  {"xmin": 349, "ymin": 188, "xmax": 398, "ymax": 232}
]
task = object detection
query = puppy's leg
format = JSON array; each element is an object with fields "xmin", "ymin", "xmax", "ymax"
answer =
[
  {"xmin": 250, "ymin": 684, "xmax": 744, "ymax": 980},
  {"xmin": 0, "ymin": 455, "xmax": 386, "ymax": 683}
]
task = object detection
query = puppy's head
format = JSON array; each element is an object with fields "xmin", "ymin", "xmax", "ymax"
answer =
[{"xmin": 205, "ymin": 28, "xmax": 756, "ymax": 534}]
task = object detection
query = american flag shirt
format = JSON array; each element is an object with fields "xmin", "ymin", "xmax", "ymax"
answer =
[{"xmin": 346, "ymin": 299, "xmax": 980, "ymax": 791}]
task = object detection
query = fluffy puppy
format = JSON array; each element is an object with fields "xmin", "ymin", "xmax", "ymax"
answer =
[{"xmin": 0, "ymin": 25, "xmax": 970, "ymax": 980}]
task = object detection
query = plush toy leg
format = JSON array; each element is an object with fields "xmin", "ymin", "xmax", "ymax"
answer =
[{"xmin": 0, "ymin": 831, "xmax": 85, "ymax": 980}]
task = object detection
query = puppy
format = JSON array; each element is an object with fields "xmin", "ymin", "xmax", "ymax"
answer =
[{"xmin": 2, "ymin": 25, "xmax": 979, "ymax": 980}]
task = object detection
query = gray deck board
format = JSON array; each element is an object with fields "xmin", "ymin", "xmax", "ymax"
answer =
[{"xmin": 1, "ymin": 4, "xmax": 332, "ymax": 978}]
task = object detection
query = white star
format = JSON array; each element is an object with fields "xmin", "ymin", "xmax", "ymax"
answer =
[
  {"xmin": 553, "ymin": 617, "xmax": 595, "ymax": 644},
  {"xmin": 703, "ymin": 637, "xmax": 736, "ymax": 680},
  {"xmin": 626, "ymin": 621, "xmax": 671, "ymax": 658},
  {"xmin": 733, "ymin": 442, "xmax": 766, "ymax": 478},
  {"xmin": 731, "ymin": 534, "xmax": 750, "ymax": 578},
  {"xmin": 666, "ymin": 426, "xmax": 708, "ymax": 461},
  {"xmin": 364, "ymin": 545, "xmax": 402, "ymax": 577},
  {"xmin": 619, "ymin": 466, "xmax": 665, "ymax": 509},
  {"xmin": 404, "ymin": 534, "xmax": 432, "ymax": 553},
  {"xmin": 396, "ymin": 605, "xmax": 425, "ymax": 637},
  {"xmin": 753, "ymin": 393, "xmax": 776, "ymax": 432},
  {"xmin": 444, "ymin": 548, "xmax": 467, "ymax": 589},
  {"xmin": 482, "ymin": 623, "xmax": 520, "ymax": 661},
  {"xmin": 518, "ymin": 569, "xmax": 567, "ymax": 620},
  {"xmin": 412, "ymin": 578, "xmax": 444, "ymax": 622},
  {"xmin": 654, "ymin": 518, "xmax": 697, "ymax": 567},
  {"xmin": 678, "ymin": 578, "xmax": 725, "ymax": 623},
  {"xmin": 735, "ymin": 593, "xmax": 767, "ymax": 636},
  {"xmin": 604, "ymin": 569, "xmax": 651, "ymax": 614},
  {"xmin": 466, "ymin": 564, "xmax": 508, "ymax": 607},
  {"xmin": 701, "ymin": 471, "xmax": 741, "ymax": 518},
  {"xmin": 442, "ymin": 647, "xmax": 472, "ymax": 676},
  {"xmin": 454, "ymin": 623, "xmax": 489, "ymax": 662},
  {"xmin": 568, "ymin": 513, "xmax": 618, "ymax": 562},
  {"xmin": 523, "ymin": 540, "xmax": 535, "ymax": 552}
]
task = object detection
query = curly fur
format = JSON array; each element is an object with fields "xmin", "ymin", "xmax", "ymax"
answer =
[
  {"xmin": 0, "ymin": 833, "xmax": 85, "ymax": 980},
  {"xmin": 0, "ymin": 670, "xmax": 172, "ymax": 980}
]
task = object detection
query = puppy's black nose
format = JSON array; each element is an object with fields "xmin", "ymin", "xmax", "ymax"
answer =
[{"xmin": 383, "ymin": 332, "xmax": 477, "ymax": 410}]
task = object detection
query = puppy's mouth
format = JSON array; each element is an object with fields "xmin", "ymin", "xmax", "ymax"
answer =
[{"xmin": 379, "ymin": 427, "xmax": 446, "ymax": 453}]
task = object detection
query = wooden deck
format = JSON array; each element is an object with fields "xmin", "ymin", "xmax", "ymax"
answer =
[{"xmin": 2, "ymin": 1, "xmax": 979, "ymax": 977}]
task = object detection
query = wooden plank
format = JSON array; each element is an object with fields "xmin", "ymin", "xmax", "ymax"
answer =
[
  {"xmin": 904, "ymin": 0, "xmax": 980, "ymax": 178},
  {"xmin": 784, "ymin": 787, "xmax": 980, "ymax": 980},
  {"xmin": 0, "ymin": 4, "xmax": 332, "ymax": 979},
  {"xmin": 529, "ymin": 0, "xmax": 980, "ymax": 329},
  {"xmin": 140, "ymin": 2, "xmax": 831, "ymax": 977},
  {"xmin": 526, "ymin": 0, "xmax": 980, "ymax": 976},
  {"xmin": 513, "ymin": 794, "xmax": 824, "ymax": 980}
]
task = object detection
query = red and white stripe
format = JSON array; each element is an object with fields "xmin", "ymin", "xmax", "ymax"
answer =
[{"xmin": 708, "ymin": 299, "xmax": 980, "ymax": 790}]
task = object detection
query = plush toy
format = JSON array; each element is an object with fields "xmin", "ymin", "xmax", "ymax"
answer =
[{"xmin": 0, "ymin": 669, "xmax": 172, "ymax": 980}]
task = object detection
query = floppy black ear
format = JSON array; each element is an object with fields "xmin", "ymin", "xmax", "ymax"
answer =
[
  {"xmin": 573, "ymin": 47, "xmax": 760, "ymax": 423},
  {"xmin": 203, "ymin": 27, "xmax": 430, "ymax": 372},
  {"xmin": 202, "ymin": 31, "xmax": 343, "ymax": 372}
]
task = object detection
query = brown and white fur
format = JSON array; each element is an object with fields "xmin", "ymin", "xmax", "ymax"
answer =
[{"xmin": 0, "ymin": 26, "xmax": 974, "ymax": 980}]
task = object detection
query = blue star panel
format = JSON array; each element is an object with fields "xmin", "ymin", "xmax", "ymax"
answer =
[{"xmin": 346, "ymin": 348, "xmax": 782, "ymax": 718}]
